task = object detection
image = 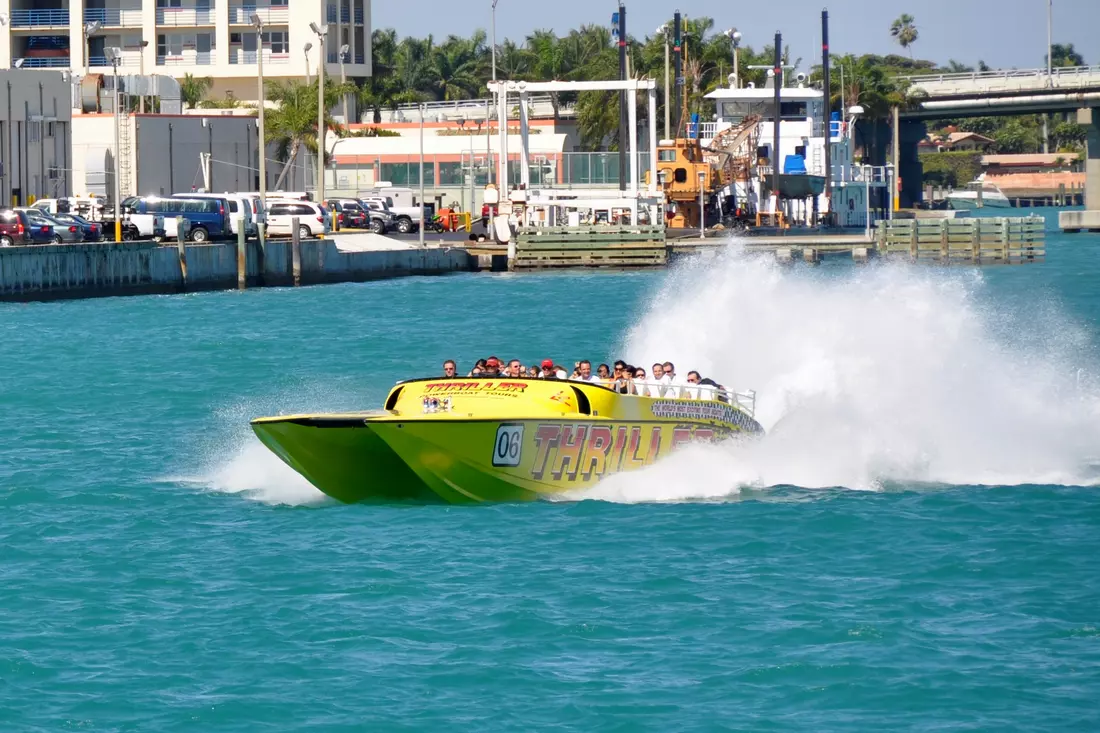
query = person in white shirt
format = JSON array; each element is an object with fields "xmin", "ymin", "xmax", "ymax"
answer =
[
  {"xmin": 645, "ymin": 363, "xmax": 664, "ymax": 398},
  {"xmin": 539, "ymin": 358, "xmax": 568, "ymax": 379},
  {"xmin": 683, "ymin": 370, "xmax": 703, "ymax": 400},
  {"xmin": 659, "ymin": 361, "xmax": 683, "ymax": 398},
  {"xmin": 573, "ymin": 360, "xmax": 603, "ymax": 384}
]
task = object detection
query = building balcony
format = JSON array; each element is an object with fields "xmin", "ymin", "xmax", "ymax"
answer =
[
  {"xmin": 229, "ymin": 49, "xmax": 289, "ymax": 65},
  {"xmin": 155, "ymin": 8, "xmax": 217, "ymax": 27},
  {"xmin": 83, "ymin": 7, "xmax": 144, "ymax": 28},
  {"xmin": 10, "ymin": 9, "xmax": 70, "ymax": 28},
  {"xmin": 157, "ymin": 51, "xmax": 214, "ymax": 66},
  {"xmin": 89, "ymin": 54, "xmax": 141, "ymax": 68},
  {"xmin": 15, "ymin": 56, "xmax": 71, "ymax": 68},
  {"xmin": 230, "ymin": 5, "xmax": 290, "ymax": 24}
]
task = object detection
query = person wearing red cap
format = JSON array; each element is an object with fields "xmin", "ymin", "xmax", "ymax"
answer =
[
  {"xmin": 484, "ymin": 357, "xmax": 501, "ymax": 376},
  {"xmin": 539, "ymin": 359, "xmax": 566, "ymax": 379}
]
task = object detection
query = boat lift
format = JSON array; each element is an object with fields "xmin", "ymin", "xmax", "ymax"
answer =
[{"xmin": 487, "ymin": 79, "xmax": 664, "ymax": 229}]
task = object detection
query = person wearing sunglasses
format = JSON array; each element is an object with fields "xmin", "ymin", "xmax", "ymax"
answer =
[{"xmin": 442, "ymin": 360, "xmax": 458, "ymax": 378}]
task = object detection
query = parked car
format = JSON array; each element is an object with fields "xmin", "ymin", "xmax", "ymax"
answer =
[
  {"xmin": 361, "ymin": 198, "xmax": 418, "ymax": 234},
  {"xmin": 325, "ymin": 199, "xmax": 371, "ymax": 230},
  {"xmin": 0, "ymin": 209, "xmax": 35, "ymax": 246},
  {"xmin": 51, "ymin": 213, "xmax": 104, "ymax": 242},
  {"xmin": 359, "ymin": 192, "xmax": 421, "ymax": 233},
  {"xmin": 18, "ymin": 209, "xmax": 83, "ymax": 243},
  {"xmin": 122, "ymin": 196, "xmax": 224, "ymax": 242},
  {"xmin": 265, "ymin": 200, "xmax": 329, "ymax": 239},
  {"xmin": 173, "ymin": 193, "xmax": 255, "ymax": 237}
]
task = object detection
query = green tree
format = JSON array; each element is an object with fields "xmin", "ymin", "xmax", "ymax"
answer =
[
  {"xmin": 1049, "ymin": 43, "xmax": 1085, "ymax": 68},
  {"xmin": 890, "ymin": 14, "xmax": 919, "ymax": 58},
  {"xmin": 179, "ymin": 73, "xmax": 213, "ymax": 109},
  {"xmin": 263, "ymin": 76, "xmax": 348, "ymax": 189}
]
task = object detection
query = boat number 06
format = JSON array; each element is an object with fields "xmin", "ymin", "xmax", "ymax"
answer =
[{"xmin": 492, "ymin": 424, "xmax": 524, "ymax": 467}]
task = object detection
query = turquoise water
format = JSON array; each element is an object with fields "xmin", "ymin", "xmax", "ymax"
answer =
[{"xmin": 3, "ymin": 212, "xmax": 1100, "ymax": 730}]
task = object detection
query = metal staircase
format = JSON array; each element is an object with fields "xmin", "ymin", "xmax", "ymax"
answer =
[{"xmin": 117, "ymin": 108, "xmax": 132, "ymax": 198}]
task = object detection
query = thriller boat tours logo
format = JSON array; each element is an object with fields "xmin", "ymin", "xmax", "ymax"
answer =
[
  {"xmin": 423, "ymin": 381, "xmax": 529, "ymax": 395},
  {"xmin": 528, "ymin": 423, "xmax": 719, "ymax": 483}
]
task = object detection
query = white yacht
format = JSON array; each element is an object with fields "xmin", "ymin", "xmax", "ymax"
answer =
[{"xmin": 946, "ymin": 178, "xmax": 1013, "ymax": 210}]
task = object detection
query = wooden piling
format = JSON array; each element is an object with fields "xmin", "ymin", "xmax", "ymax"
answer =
[
  {"xmin": 237, "ymin": 225, "xmax": 246, "ymax": 290},
  {"xmin": 291, "ymin": 217, "xmax": 301, "ymax": 287},
  {"xmin": 176, "ymin": 216, "xmax": 188, "ymax": 287}
]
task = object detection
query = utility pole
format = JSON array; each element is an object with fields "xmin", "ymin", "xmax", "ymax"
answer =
[
  {"xmin": 673, "ymin": 11, "xmax": 682, "ymax": 138},
  {"xmin": 822, "ymin": 10, "xmax": 832, "ymax": 222},
  {"xmin": 617, "ymin": 3, "xmax": 627, "ymax": 192},
  {"xmin": 772, "ymin": 32, "xmax": 782, "ymax": 206},
  {"xmin": 1047, "ymin": 0, "xmax": 1053, "ymax": 87}
]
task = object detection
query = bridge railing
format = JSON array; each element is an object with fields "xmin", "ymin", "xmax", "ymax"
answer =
[{"xmin": 904, "ymin": 65, "xmax": 1100, "ymax": 95}]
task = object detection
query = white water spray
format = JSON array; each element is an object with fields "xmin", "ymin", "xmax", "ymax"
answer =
[{"xmin": 580, "ymin": 245, "xmax": 1100, "ymax": 503}]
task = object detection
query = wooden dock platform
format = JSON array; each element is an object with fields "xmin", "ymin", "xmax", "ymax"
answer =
[{"xmin": 469, "ymin": 216, "xmax": 1045, "ymax": 270}]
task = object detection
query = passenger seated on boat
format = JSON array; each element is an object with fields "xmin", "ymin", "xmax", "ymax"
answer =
[
  {"xmin": 597, "ymin": 363, "xmax": 611, "ymax": 381},
  {"xmin": 540, "ymin": 359, "xmax": 567, "ymax": 379},
  {"xmin": 611, "ymin": 365, "xmax": 638, "ymax": 395},
  {"xmin": 468, "ymin": 359, "xmax": 487, "ymax": 377},
  {"xmin": 527, "ymin": 364, "xmax": 541, "ymax": 378},
  {"xmin": 443, "ymin": 360, "xmax": 458, "ymax": 377},
  {"xmin": 660, "ymin": 361, "xmax": 683, "ymax": 398},
  {"xmin": 573, "ymin": 360, "xmax": 602, "ymax": 384},
  {"xmin": 698, "ymin": 377, "xmax": 729, "ymax": 403},
  {"xmin": 505, "ymin": 359, "xmax": 524, "ymax": 378},
  {"xmin": 484, "ymin": 357, "xmax": 501, "ymax": 376},
  {"xmin": 684, "ymin": 370, "xmax": 702, "ymax": 399}
]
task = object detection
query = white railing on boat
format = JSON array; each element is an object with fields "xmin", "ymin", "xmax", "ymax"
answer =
[{"xmin": 597, "ymin": 379, "xmax": 757, "ymax": 418}]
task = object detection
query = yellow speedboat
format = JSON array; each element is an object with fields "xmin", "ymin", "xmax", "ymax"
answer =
[{"xmin": 251, "ymin": 377, "xmax": 763, "ymax": 504}]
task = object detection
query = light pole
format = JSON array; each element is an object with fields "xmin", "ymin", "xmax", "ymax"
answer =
[
  {"xmin": 310, "ymin": 22, "xmax": 328, "ymax": 205},
  {"xmin": 105, "ymin": 46, "xmax": 122, "ymax": 242},
  {"xmin": 303, "ymin": 42, "xmax": 312, "ymax": 84},
  {"xmin": 83, "ymin": 20, "xmax": 102, "ymax": 76},
  {"xmin": 657, "ymin": 24, "xmax": 669, "ymax": 139},
  {"xmin": 490, "ymin": 0, "xmax": 500, "ymax": 84},
  {"xmin": 490, "ymin": 0, "xmax": 501, "ymax": 186},
  {"xmin": 251, "ymin": 12, "xmax": 267, "ymax": 240},
  {"xmin": 339, "ymin": 43, "xmax": 350, "ymax": 123},
  {"xmin": 724, "ymin": 28, "xmax": 742, "ymax": 88},
  {"xmin": 138, "ymin": 39, "xmax": 148, "ymax": 113},
  {"xmin": 1047, "ymin": 0, "xmax": 1053, "ymax": 87},
  {"xmin": 419, "ymin": 103, "xmax": 425, "ymax": 248}
]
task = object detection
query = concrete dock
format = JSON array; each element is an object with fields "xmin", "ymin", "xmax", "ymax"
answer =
[{"xmin": 0, "ymin": 237, "xmax": 469, "ymax": 302}]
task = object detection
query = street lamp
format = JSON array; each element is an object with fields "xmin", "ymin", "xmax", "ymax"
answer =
[
  {"xmin": 1047, "ymin": 0, "xmax": 1053, "ymax": 88},
  {"xmin": 83, "ymin": 20, "xmax": 102, "ymax": 76},
  {"xmin": 303, "ymin": 42, "xmax": 312, "ymax": 85},
  {"xmin": 138, "ymin": 39, "xmax": 149, "ymax": 113},
  {"xmin": 104, "ymin": 46, "xmax": 123, "ymax": 242},
  {"xmin": 490, "ymin": 0, "xmax": 500, "ymax": 83},
  {"xmin": 724, "ymin": 28, "xmax": 742, "ymax": 88},
  {"xmin": 309, "ymin": 22, "xmax": 328, "ymax": 206},
  {"xmin": 419, "ymin": 103, "xmax": 426, "ymax": 248},
  {"xmin": 339, "ymin": 43, "xmax": 350, "ymax": 123},
  {"xmin": 251, "ymin": 12, "xmax": 267, "ymax": 241},
  {"xmin": 657, "ymin": 24, "xmax": 670, "ymax": 139}
]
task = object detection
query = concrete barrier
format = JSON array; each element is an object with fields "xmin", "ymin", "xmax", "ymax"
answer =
[
  {"xmin": 0, "ymin": 240, "xmax": 472, "ymax": 302},
  {"xmin": 1059, "ymin": 210, "xmax": 1100, "ymax": 233}
]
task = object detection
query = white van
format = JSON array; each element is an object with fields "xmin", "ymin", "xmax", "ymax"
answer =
[
  {"xmin": 174, "ymin": 193, "xmax": 255, "ymax": 236},
  {"xmin": 33, "ymin": 197, "xmax": 105, "ymax": 220}
]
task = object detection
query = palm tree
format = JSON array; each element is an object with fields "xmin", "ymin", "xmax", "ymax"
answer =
[
  {"xmin": 179, "ymin": 73, "xmax": 213, "ymax": 109},
  {"xmin": 428, "ymin": 33, "xmax": 487, "ymax": 101},
  {"xmin": 890, "ymin": 15, "xmax": 918, "ymax": 58},
  {"xmin": 264, "ymin": 76, "xmax": 346, "ymax": 189}
]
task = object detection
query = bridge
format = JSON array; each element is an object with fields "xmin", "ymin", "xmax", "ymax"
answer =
[
  {"xmin": 899, "ymin": 66, "xmax": 1100, "ymax": 231},
  {"xmin": 901, "ymin": 65, "xmax": 1100, "ymax": 119}
]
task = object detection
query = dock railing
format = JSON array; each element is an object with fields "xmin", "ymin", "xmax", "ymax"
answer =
[{"xmin": 875, "ymin": 216, "xmax": 1045, "ymax": 262}]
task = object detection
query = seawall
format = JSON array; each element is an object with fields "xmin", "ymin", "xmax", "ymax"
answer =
[{"xmin": 0, "ymin": 240, "xmax": 472, "ymax": 302}]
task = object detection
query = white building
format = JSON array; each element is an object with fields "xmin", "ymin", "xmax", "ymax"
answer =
[
  {"xmin": 0, "ymin": 68, "xmax": 71, "ymax": 204},
  {"xmin": 0, "ymin": 0, "xmax": 370, "ymax": 105}
]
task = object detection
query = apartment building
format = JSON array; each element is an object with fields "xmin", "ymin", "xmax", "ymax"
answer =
[{"xmin": 0, "ymin": 0, "xmax": 371, "ymax": 105}]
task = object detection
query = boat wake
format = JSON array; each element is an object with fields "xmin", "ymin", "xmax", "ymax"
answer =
[
  {"xmin": 173, "ymin": 399, "xmax": 329, "ymax": 506},
  {"xmin": 574, "ymin": 243, "xmax": 1100, "ymax": 503}
]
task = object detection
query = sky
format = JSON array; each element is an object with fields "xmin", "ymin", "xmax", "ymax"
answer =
[{"xmin": 372, "ymin": 0, "xmax": 1100, "ymax": 72}]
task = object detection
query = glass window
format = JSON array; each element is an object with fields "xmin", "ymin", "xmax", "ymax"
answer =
[
  {"xmin": 658, "ymin": 149, "xmax": 677, "ymax": 162},
  {"xmin": 227, "ymin": 200, "xmax": 238, "ymax": 212}
]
